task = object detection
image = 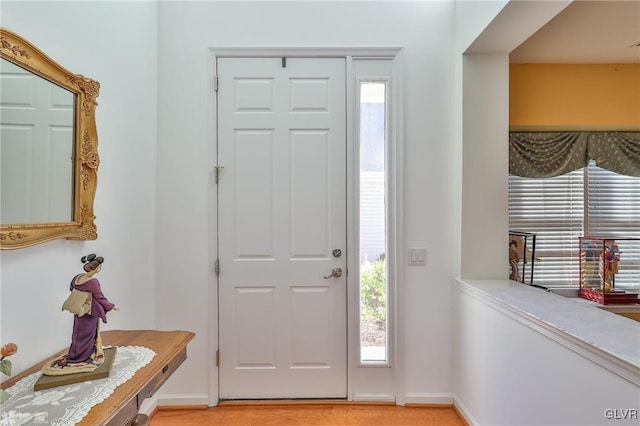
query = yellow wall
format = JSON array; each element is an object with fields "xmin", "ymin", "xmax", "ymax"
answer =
[{"xmin": 509, "ymin": 64, "xmax": 640, "ymax": 130}]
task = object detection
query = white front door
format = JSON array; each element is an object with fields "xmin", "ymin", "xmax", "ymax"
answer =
[{"xmin": 217, "ymin": 57, "xmax": 347, "ymax": 399}]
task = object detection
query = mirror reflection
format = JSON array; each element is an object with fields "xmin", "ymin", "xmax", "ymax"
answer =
[
  {"xmin": 0, "ymin": 27, "xmax": 99, "ymax": 249},
  {"xmin": 1, "ymin": 58, "xmax": 75, "ymax": 224}
]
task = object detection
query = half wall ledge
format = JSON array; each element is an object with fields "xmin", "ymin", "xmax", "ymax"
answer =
[{"xmin": 456, "ymin": 279, "xmax": 640, "ymax": 386}]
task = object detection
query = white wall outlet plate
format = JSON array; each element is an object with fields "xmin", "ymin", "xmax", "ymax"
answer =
[{"xmin": 408, "ymin": 247, "xmax": 427, "ymax": 265}]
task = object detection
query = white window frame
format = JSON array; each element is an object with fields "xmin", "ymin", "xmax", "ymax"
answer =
[
  {"xmin": 348, "ymin": 57, "xmax": 404, "ymax": 403},
  {"xmin": 356, "ymin": 76, "xmax": 391, "ymax": 365}
]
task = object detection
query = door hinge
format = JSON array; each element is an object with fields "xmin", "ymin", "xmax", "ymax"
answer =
[
  {"xmin": 214, "ymin": 75, "xmax": 219, "ymax": 92},
  {"xmin": 216, "ymin": 350, "xmax": 220, "ymax": 367},
  {"xmin": 214, "ymin": 165, "xmax": 224, "ymax": 184},
  {"xmin": 214, "ymin": 258, "xmax": 220, "ymax": 276}
]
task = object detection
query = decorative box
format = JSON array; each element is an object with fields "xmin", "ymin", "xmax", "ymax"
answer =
[
  {"xmin": 578, "ymin": 237, "xmax": 640, "ymax": 305},
  {"xmin": 509, "ymin": 231, "xmax": 537, "ymax": 284}
]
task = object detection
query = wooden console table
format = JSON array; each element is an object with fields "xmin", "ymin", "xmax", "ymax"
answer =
[{"xmin": 1, "ymin": 330, "xmax": 195, "ymax": 425}]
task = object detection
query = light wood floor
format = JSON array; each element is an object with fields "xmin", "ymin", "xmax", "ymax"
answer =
[{"xmin": 149, "ymin": 403, "xmax": 467, "ymax": 425}]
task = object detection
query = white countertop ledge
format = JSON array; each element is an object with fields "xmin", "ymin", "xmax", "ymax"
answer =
[{"xmin": 456, "ymin": 279, "xmax": 640, "ymax": 386}]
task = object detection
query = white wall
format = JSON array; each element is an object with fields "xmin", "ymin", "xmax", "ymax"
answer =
[
  {"xmin": 456, "ymin": 0, "xmax": 572, "ymax": 280},
  {"xmin": 0, "ymin": 0, "xmax": 464, "ymax": 406},
  {"xmin": 451, "ymin": 2, "xmax": 640, "ymax": 425},
  {"xmin": 460, "ymin": 52, "xmax": 510, "ymax": 279},
  {"xmin": 155, "ymin": 0, "xmax": 459, "ymax": 403},
  {"xmin": 454, "ymin": 0, "xmax": 509, "ymax": 55},
  {"xmin": 455, "ymin": 284, "xmax": 640, "ymax": 426},
  {"xmin": 0, "ymin": 1, "xmax": 158, "ymax": 373}
]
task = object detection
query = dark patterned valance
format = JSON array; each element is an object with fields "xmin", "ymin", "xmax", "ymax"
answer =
[{"xmin": 509, "ymin": 131, "xmax": 640, "ymax": 177}]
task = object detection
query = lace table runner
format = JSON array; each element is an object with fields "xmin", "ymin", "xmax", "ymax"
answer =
[{"xmin": 0, "ymin": 345, "xmax": 155, "ymax": 426}]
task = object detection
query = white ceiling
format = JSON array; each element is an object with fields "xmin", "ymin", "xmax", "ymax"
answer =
[{"xmin": 510, "ymin": 0, "xmax": 640, "ymax": 63}]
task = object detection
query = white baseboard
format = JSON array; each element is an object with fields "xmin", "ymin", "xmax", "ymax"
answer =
[
  {"xmin": 453, "ymin": 395, "xmax": 478, "ymax": 426},
  {"xmin": 352, "ymin": 393, "xmax": 396, "ymax": 402},
  {"xmin": 403, "ymin": 392, "xmax": 454, "ymax": 405},
  {"xmin": 151, "ymin": 393, "xmax": 210, "ymax": 408},
  {"xmin": 146, "ymin": 392, "xmax": 460, "ymax": 411}
]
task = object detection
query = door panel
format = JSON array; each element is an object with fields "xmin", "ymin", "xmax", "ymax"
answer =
[
  {"xmin": 290, "ymin": 130, "xmax": 331, "ymax": 257},
  {"xmin": 0, "ymin": 59, "xmax": 74, "ymax": 223},
  {"xmin": 217, "ymin": 57, "xmax": 346, "ymax": 399},
  {"xmin": 233, "ymin": 130, "xmax": 275, "ymax": 258}
]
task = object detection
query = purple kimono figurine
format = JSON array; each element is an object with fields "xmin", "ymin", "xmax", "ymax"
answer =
[{"xmin": 42, "ymin": 254, "xmax": 119, "ymax": 376}]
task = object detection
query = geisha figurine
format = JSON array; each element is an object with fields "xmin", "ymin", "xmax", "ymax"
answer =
[
  {"xmin": 42, "ymin": 254, "xmax": 119, "ymax": 376},
  {"xmin": 509, "ymin": 239, "xmax": 520, "ymax": 281},
  {"xmin": 599, "ymin": 242, "xmax": 621, "ymax": 291}
]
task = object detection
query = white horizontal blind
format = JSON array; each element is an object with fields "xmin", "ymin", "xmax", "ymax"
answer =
[
  {"xmin": 508, "ymin": 170, "xmax": 584, "ymax": 286},
  {"xmin": 586, "ymin": 163, "xmax": 640, "ymax": 288}
]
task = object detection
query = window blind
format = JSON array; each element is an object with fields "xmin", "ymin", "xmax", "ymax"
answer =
[
  {"xmin": 586, "ymin": 163, "xmax": 640, "ymax": 288},
  {"xmin": 509, "ymin": 170, "xmax": 584, "ymax": 286},
  {"xmin": 509, "ymin": 163, "xmax": 640, "ymax": 288}
]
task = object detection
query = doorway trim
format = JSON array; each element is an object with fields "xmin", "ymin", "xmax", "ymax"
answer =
[{"xmin": 208, "ymin": 46, "xmax": 405, "ymax": 407}]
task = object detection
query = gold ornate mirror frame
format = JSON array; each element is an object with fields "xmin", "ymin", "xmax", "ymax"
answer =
[{"xmin": 0, "ymin": 28, "xmax": 100, "ymax": 249}]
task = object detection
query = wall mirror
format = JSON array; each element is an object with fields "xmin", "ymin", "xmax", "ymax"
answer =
[{"xmin": 0, "ymin": 27, "xmax": 100, "ymax": 249}]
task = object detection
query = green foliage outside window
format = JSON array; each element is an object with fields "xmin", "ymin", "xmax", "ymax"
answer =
[{"xmin": 360, "ymin": 258, "xmax": 386, "ymax": 325}]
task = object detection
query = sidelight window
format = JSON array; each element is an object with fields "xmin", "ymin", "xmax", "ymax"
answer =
[{"xmin": 359, "ymin": 81, "xmax": 388, "ymax": 363}]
